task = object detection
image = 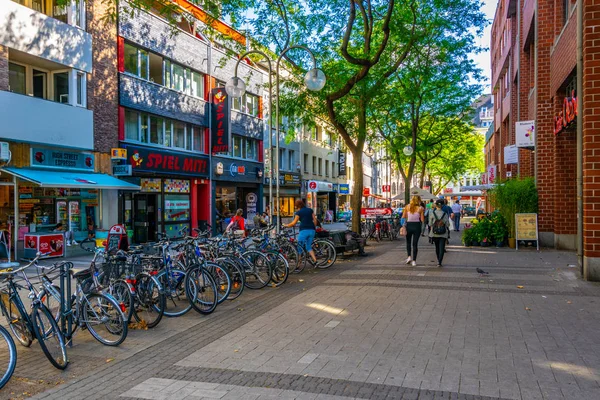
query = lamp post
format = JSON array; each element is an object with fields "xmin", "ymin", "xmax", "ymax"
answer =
[{"xmin": 227, "ymin": 46, "xmax": 325, "ymax": 234}]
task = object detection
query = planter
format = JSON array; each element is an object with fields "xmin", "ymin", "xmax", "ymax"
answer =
[
  {"xmin": 480, "ymin": 241, "xmax": 490, "ymax": 247},
  {"xmin": 496, "ymin": 241, "xmax": 505, "ymax": 248},
  {"xmin": 508, "ymin": 238, "xmax": 516, "ymax": 248},
  {"xmin": 472, "ymin": 240, "xmax": 480, "ymax": 246}
]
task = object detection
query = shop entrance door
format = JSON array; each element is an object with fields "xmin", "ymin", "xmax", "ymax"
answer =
[{"xmin": 133, "ymin": 194, "xmax": 157, "ymax": 243}]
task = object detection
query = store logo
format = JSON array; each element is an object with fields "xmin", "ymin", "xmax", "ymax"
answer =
[
  {"xmin": 74, "ymin": 178, "xmax": 97, "ymax": 185},
  {"xmin": 230, "ymin": 163, "xmax": 238, "ymax": 176},
  {"xmin": 216, "ymin": 162, "xmax": 224, "ymax": 175},
  {"xmin": 246, "ymin": 193, "xmax": 257, "ymax": 204},
  {"xmin": 131, "ymin": 151, "xmax": 144, "ymax": 167},
  {"xmin": 309, "ymin": 181, "xmax": 317, "ymax": 190},
  {"xmin": 85, "ymin": 156, "xmax": 94, "ymax": 168}
]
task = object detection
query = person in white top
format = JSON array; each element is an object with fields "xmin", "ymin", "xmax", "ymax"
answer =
[
  {"xmin": 450, "ymin": 200, "xmax": 463, "ymax": 232},
  {"xmin": 401, "ymin": 195, "xmax": 425, "ymax": 267}
]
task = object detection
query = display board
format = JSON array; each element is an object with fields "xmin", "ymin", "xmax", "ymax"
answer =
[{"xmin": 515, "ymin": 213, "xmax": 539, "ymax": 251}]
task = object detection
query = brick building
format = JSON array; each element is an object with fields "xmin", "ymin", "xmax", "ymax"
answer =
[{"xmin": 489, "ymin": 0, "xmax": 600, "ymax": 280}]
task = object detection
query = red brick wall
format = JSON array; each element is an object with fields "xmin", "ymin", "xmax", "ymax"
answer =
[
  {"xmin": 582, "ymin": 0, "xmax": 600, "ymax": 257},
  {"xmin": 0, "ymin": 45, "xmax": 8, "ymax": 91},
  {"xmin": 553, "ymin": 122, "xmax": 577, "ymax": 235},
  {"xmin": 87, "ymin": 0, "xmax": 119, "ymax": 153},
  {"xmin": 534, "ymin": 0, "xmax": 556, "ymax": 234},
  {"xmin": 550, "ymin": 10, "xmax": 577, "ymax": 94}
]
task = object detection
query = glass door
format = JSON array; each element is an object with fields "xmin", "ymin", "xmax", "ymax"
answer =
[{"xmin": 133, "ymin": 194, "xmax": 157, "ymax": 243}]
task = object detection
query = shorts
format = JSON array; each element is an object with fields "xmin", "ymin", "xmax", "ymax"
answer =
[{"xmin": 298, "ymin": 229, "xmax": 316, "ymax": 252}]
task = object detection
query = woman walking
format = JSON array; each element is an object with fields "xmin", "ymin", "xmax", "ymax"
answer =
[
  {"xmin": 429, "ymin": 199, "xmax": 451, "ymax": 267},
  {"xmin": 402, "ymin": 195, "xmax": 425, "ymax": 267}
]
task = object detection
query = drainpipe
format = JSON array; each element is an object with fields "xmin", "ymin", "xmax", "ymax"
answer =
[
  {"xmin": 577, "ymin": 0, "xmax": 583, "ymax": 273},
  {"xmin": 207, "ymin": 40, "xmax": 213, "ymax": 234},
  {"xmin": 516, "ymin": 0, "xmax": 521, "ymax": 177}
]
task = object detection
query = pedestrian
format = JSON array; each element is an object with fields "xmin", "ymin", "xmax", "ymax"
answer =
[
  {"xmin": 442, "ymin": 199, "xmax": 453, "ymax": 232},
  {"xmin": 402, "ymin": 195, "xmax": 425, "ymax": 267},
  {"xmin": 451, "ymin": 200, "xmax": 462, "ymax": 231},
  {"xmin": 283, "ymin": 200, "xmax": 319, "ymax": 266},
  {"xmin": 225, "ymin": 209, "xmax": 246, "ymax": 237},
  {"xmin": 54, "ymin": 222, "xmax": 77, "ymax": 246},
  {"xmin": 429, "ymin": 199, "xmax": 450, "ymax": 267},
  {"xmin": 420, "ymin": 201, "xmax": 428, "ymax": 237}
]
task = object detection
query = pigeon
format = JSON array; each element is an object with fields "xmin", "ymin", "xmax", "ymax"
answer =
[{"xmin": 476, "ymin": 268, "xmax": 489, "ymax": 276}]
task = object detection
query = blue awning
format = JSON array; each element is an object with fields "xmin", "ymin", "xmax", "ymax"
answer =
[{"xmin": 1, "ymin": 168, "xmax": 140, "ymax": 190}]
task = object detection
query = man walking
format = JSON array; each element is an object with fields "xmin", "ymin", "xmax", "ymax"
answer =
[{"xmin": 451, "ymin": 200, "xmax": 462, "ymax": 232}]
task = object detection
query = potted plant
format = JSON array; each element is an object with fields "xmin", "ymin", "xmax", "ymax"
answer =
[
  {"xmin": 481, "ymin": 237, "xmax": 490, "ymax": 247},
  {"xmin": 489, "ymin": 211, "xmax": 507, "ymax": 247},
  {"xmin": 462, "ymin": 227, "xmax": 474, "ymax": 247}
]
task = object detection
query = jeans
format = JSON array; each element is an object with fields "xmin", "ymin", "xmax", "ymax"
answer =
[
  {"xmin": 405, "ymin": 222, "xmax": 422, "ymax": 261},
  {"xmin": 298, "ymin": 229, "xmax": 316, "ymax": 252},
  {"xmin": 453, "ymin": 214, "xmax": 461, "ymax": 231},
  {"xmin": 433, "ymin": 237, "xmax": 446, "ymax": 264}
]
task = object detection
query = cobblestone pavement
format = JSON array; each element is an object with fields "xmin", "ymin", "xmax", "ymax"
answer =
[{"xmin": 2, "ymin": 236, "xmax": 600, "ymax": 400}]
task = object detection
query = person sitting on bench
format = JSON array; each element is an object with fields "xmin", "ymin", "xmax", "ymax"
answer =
[
  {"xmin": 345, "ymin": 230, "xmax": 368, "ymax": 256},
  {"xmin": 54, "ymin": 223, "xmax": 77, "ymax": 246}
]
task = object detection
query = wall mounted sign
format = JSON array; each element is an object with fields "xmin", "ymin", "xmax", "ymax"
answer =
[
  {"xmin": 31, "ymin": 148, "xmax": 95, "ymax": 171},
  {"xmin": 382, "ymin": 185, "xmax": 391, "ymax": 193},
  {"xmin": 283, "ymin": 173, "xmax": 301, "ymax": 186},
  {"xmin": 0, "ymin": 142, "xmax": 9, "ymax": 161},
  {"xmin": 111, "ymin": 148, "xmax": 127, "ymax": 160},
  {"xmin": 113, "ymin": 164, "xmax": 132, "ymax": 176},
  {"xmin": 363, "ymin": 187, "xmax": 370, "ymax": 197},
  {"xmin": 515, "ymin": 120, "xmax": 535, "ymax": 148},
  {"xmin": 554, "ymin": 91, "xmax": 577, "ymax": 135},
  {"xmin": 338, "ymin": 151, "xmax": 347, "ymax": 176},
  {"xmin": 216, "ymin": 162, "xmax": 224, "ymax": 175},
  {"xmin": 229, "ymin": 163, "xmax": 245, "ymax": 176},
  {"xmin": 487, "ymin": 164, "xmax": 497, "ymax": 184},
  {"xmin": 124, "ymin": 145, "xmax": 209, "ymax": 177},
  {"xmin": 211, "ymin": 87, "xmax": 231, "ymax": 153},
  {"xmin": 307, "ymin": 180, "xmax": 334, "ymax": 192},
  {"xmin": 339, "ymin": 184, "xmax": 350, "ymax": 194},
  {"xmin": 504, "ymin": 145, "xmax": 519, "ymax": 164}
]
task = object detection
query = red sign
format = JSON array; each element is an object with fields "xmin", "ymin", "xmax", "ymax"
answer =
[
  {"xmin": 444, "ymin": 188, "xmax": 453, "ymax": 194},
  {"xmin": 123, "ymin": 145, "xmax": 209, "ymax": 177},
  {"xmin": 554, "ymin": 91, "xmax": 577, "ymax": 135},
  {"xmin": 211, "ymin": 88, "xmax": 231, "ymax": 153},
  {"xmin": 363, "ymin": 188, "xmax": 370, "ymax": 197},
  {"xmin": 309, "ymin": 181, "xmax": 317, "ymax": 190},
  {"xmin": 107, "ymin": 224, "xmax": 129, "ymax": 253},
  {"xmin": 382, "ymin": 185, "xmax": 391, "ymax": 193},
  {"xmin": 360, "ymin": 208, "xmax": 393, "ymax": 216},
  {"xmin": 24, "ymin": 233, "xmax": 65, "ymax": 258}
]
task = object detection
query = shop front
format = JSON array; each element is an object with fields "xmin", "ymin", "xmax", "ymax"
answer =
[
  {"xmin": 119, "ymin": 144, "xmax": 210, "ymax": 243},
  {"xmin": 305, "ymin": 180, "xmax": 338, "ymax": 223},
  {"xmin": 213, "ymin": 157, "xmax": 263, "ymax": 232},
  {"xmin": 264, "ymin": 172, "xmax": 301, "ymax": 222},
  {"xmin": 0, "ymin": 146, "xmax": 140, "ymax": 259}
]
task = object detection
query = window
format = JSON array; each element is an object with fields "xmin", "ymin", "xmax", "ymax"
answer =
[
  {"xmin": 332, "ymin": 162, "xmax": 336, "ymax": 178},
  {"xmin": 231, "ymin": 135, "xmax": 258, "ymax": 160},
  {"xmin": 172, "ymin": 63, "xmax": 185, "ymax": 92},
  {"xmin": 279, "ymin": 149, "xmax": 285, "ymax": 171},
  {"xmin": 52, "ymin": 0, "xmax": 67, "ymax": 23},
  {"xmin": 232, "ymin": 93, "xmax": 259, "ymax": 117},
  {"xmin": 125, "ymin": 110, "xmax": 139, "ymax": 141},
  {"xmin": 288, "ymin": 150, "xmax": 295, "ymax": 171},
  {"xmin": 304, "ymin": 154, "xmax": 309, "ymax": 173},
  {"xmin": 33, "ymin": 69, "xmax": 47, "ymax": 99},
  {"xmin": 325, "ymin": 160, "xmax": 329, "ymax": 177},
  {"xmin": 140, "ymin": 114, "xmax": 149, "ymax": 143},
  {"xmin": 54, "ymin": 72, "xmax": 69, "ymax": 103},
  {"xmin": 312, "ymin": 156, "xmax": 317, "ymax": 174},
  {"xmin": 563, "ymin": 0, "xmax": 573, "ymax": 25},
  {"xmin": 149, "ymin": 53, "xmax": 163, "ymax": 85},
  {"xmin": 76, "ymin": 71, "xmax": 84, "ymax": 106},
  {"xmin": 193, "ymin": 128, "xmax": 204, "ymax": 152},
  {"xmin": 124, "ymin": 43, "xmax": 139, "ymax": 76},
  {"xmin": 174, "ymin": 122, "xmax": 185, "ymax": 149},
  {"xmin": 150, "ymin": 116, "xmax": 163, "ymax": 145},
  {"xmin": 8, "ymin": 63, "xmax": 26, "ymax": 94},
  {"xmin": 190, "ymin": 71, "xmax": 203, "ymax": 98},
  {"xmin": 481, "ymin": 107, "xmax": 487, "ymax": 114},
  {"xmin": 164, "ymin": 121, "xmax": 172, "ymax": 147},
  {"xmin": 318, "ymin": 158, "xmax": 322, "ymax": 176}
]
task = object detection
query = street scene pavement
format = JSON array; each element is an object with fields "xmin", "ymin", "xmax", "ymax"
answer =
[{"xmin": 2, "ymin": 232, "xmax": 600, "ymax": 400}]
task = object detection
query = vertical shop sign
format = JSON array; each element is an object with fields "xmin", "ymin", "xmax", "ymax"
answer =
[
  {"xmin": 338, "ymin": 152, "xmax": 347, "ymax": 176},
  {"xmin": 211, "ymin": 88, "xmax": 231, "ymax": 153},
  {"xmin": 246, "ymin": 192, "xmax": 258, "ymax": 223}
]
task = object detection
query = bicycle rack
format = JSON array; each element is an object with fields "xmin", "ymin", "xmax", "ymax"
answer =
[{"xmin": 57, "ymin": 262, "xmax": 74, "ymax": 347}]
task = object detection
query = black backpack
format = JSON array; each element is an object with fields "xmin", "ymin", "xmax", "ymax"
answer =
[{"xmin": 432, "ymin": 211, "xmax": 447, "ymax": 235}]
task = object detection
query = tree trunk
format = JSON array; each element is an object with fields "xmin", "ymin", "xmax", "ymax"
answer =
[
  {"xmin": 403, "ymin": 172, "xmax": 412, "ymax": 205},
  {"xmin": 351, "ymin": 149, "xmax": 364, "ymax": 233}
]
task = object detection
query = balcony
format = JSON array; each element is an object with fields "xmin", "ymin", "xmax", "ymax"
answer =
[
  {"xmin": 231, "ymin": 109, "xmax": 264, "ymax": 139},
  {"xmin": 522, "ymin": 0, "xmax": 535, "ymax": 48},
  {"xmin": 479, "ymin": 110, "xmax": 494, "ymax": 119},
  {"xmin": 0, "ymin": 0, "xmax": 91, "ymax": 73},
  {"xmin": 0, "ymin": 90, "xmax": 93, "ymax": 149},
  {"xmin": 495, "ymin": 108, "xmax": 502, "ymax": 130},
  {"xmin": 502, "ymin": 92, "xmax": 511, "ymax": 121}
]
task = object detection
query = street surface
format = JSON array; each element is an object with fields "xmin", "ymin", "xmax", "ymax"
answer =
[{"xmin": 2, "ymin": 234, "xmax": 600, "ymax": 400}]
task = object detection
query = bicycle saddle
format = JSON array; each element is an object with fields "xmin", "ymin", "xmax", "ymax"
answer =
[
  {"xmin": 0, "ymin": 262, "xmax": 20, "ymax": 269},
  {"xmin": 71, "ymin": 268, "xmax": 91, "ymax": 279}
]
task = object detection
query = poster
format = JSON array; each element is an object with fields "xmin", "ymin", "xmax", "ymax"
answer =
[
  {"xmin": 515, "ymin": 120, "xmax": 535, "ymax": 148},
  {"xmin": 515, "ymin": 213, "xmax": 539, "ymax": 251},
  {"xmin": 141, "ymin": 178, "xmax": 161, "ymax": 193},
  {"xmin": 164, "ymin": 179, "xmax": 190, "ymax": 193}
]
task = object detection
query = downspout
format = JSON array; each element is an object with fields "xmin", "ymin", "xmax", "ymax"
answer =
[
  {"xmin": 207, "ymin": 39, "xmax": 213, "ymax": 234},
  {"xmin": 516, "ymin": 0, "xmax": 521, "ymax": 177},
  {"xmin": 577, "ymin": 0, "xmax": 583, "ymax": 273}
]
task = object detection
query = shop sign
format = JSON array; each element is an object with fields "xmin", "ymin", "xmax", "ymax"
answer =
[
  {"xmin": 246, "ymin": 192, "xmax": 258, "ymax": 221},
  {"xmin": 338, "ymin": 151, "xmax": 347, "ymax": 176},
  {"xmin": 113, "ymin": 164, "xmax": 132, "ymax": 176},
  {"xmin": 264, "ymin": 147, "xmax": 272, "ymax": 178},
  {"xmin": 141, "ymin": 178, "xmax": 161, "ymax": 193},
  {"xmin": 515, "ymin": 213, "xmax": 539, "ymax": 250},
  {"xmin": 554, "ymin": 91, "xmax": 577, "ymax": 135},
  {"xmin": 481, "ymin": 172, "xmax": 488, "ymax": 185},
  {"xmin": 504, "ymin": 145, "xmax": 518, "ymax": 164},
  {"xmin": 283, "ymin": 174, "xmax": 300, "ymax": 186},
  {"xmin": 0, "ymin": 142, "xmax": 9, "ymax": 161},
  {"xmin": 382, "ymin": 185, "xmax": 391, "ymax": 193},
  {"xmin": 211, "ymin": 87, "xmax": 231, "ymax": 153},
  {"xmin": 164, "ymin": 179, "xmax": 190, "ymax": 193},
  {"xmin": 307, "ymin": 180, "xmax": 334, "ymax": 192},
  {"xmin": 487, "ymin": 165, "xmax": 497, "ymax": 184},
  {"xmin": 111, "ymin": 148, "xmax": 127, "ymax": 160},
  {"xmin": 360, "ymin": 208, "xmax": 393, "ymax": 216},
  {"xmin": 216, "ymin": 162, "xmax": 224, "ymax": 175},
  {"xmin": 515, "ymin": 120, "xmax": 535, "ymax": 148},
  {"xmin": 339, "ymin": 184, "xmax": 350, "ymax": 194},
  {"xmin": 165, "ymin": 199, "xmax": 190, "ymax": 209},
  {"xmin": 125, "ymin": 145, "xmax": 209, "ymax": 177},
  {"xmin": 229, "ymin": 163, "xmax": 246, "ymax": 176},
  {"xmin": 444, "ymin": 188, "xmax": 453, "ymax": 194},
  {"xmin": 363, "ymin": 187, "xmax": 370, "ymax": 197},
  {"xmin": 19, "ymin": 198, "xmax": 39, "ymax": 204},
  {"xmin": 31, "ymin": 148, "xmax": 95, "ymax": 171}
]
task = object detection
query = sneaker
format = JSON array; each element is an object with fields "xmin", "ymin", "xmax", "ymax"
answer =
[
  {"xmin": 72, "ymin": 240, "xmax": 78, "ymax": 245},
  {"xmin": 66, "ymin": 241, "xmax": 71, "ymax": 247},
  {"xmin": 437, "ymin": 263, "xmax": 442, "ymax": 268},
  {"xmin": 411, "ymin": 261, "xmax": 417, "ymax": 267},
  {"xmin": 405, "ymin": 256, "xmax": 412, "ymax": 264}
]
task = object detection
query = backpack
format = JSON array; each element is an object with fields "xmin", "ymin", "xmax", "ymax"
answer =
[
  {"xmin": 432, "ymin": 211, "xmax": 447, "ymax": 235},
  {"xmin": 231, "ymin": 216, "xmax": 241, "ymax": 230}
]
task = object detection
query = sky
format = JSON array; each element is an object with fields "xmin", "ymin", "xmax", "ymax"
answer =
[{"xmin": 473, "ymin": 0, "xmax": 499, "ymax": 93}]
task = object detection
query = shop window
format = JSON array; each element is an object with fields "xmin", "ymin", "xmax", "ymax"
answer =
[
  {"xmin": 174, "ymin": 122, "xmax": 186, "ymax": 149},
  {"xmin": 8, "ymin": 63, "xmax": 26, "ymax": 94},
  {"xmin": 216, "ymin": 186, "xmax": 236, "ymax": 218},
  {"xmin": 125, "ymin": 110, "xmax": 139, "ymax": 141},
  {"xmin": 53, "ymin": 72, "xmax": 69, "ymax": 103},
  {"xmin": 149, "ymin": 53, "xmax": 163, "ymax": 85},
  {"xmin": 279, "ymin": 197, "xmax": 295, "ymax": 217}
]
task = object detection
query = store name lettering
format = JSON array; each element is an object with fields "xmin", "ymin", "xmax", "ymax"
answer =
[
  {"xmin": 554, "ymin": 91, "xmax": 577, "ymax": 135},
  {"xmin": 145, "ymin": 153, "xmax": 208, "ymax": 173}
]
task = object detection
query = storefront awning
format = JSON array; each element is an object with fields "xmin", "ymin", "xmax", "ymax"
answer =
[{"xmin": 1, "ymin": 168, "xmax": 141, "ymax": 190}]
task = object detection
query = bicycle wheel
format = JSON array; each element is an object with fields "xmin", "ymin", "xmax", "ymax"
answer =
[
  {"xmin": 216, "ymin": 258, "xmax": 245, "ymax": 300},
  {"xmin": 242, "ymin": 250, "xmax": 272, "ymax": 289},
  {"xmin": 3, "ymin": 296, "xmax": 33, "ymax": 347},
  {"xmin": 313, "ymin": 239, "xmax": 337, "ymax": 269},
  {"xmin": 31, "ymin": 304, "xmax": 68, "ymax": 369},
  {"xmin": 39, "ymin": 284, "xmax": 61, "ymax": 322},
  {"xmin": 280, "ymin": 242, "xmax": 300, "ymax": 273},
  {"xmin": 157, "ymin": 269, "xmax": 192, "ymax": 317},
  {"xmin": 294, "ymin": 245, "xmax": 308, "ymax": 273},
  {"xmin": 270, "ymin": 252, "xmax": 289, "ymax": 287},
  {"xmin": 205, "ymin": 264, "xmax": 231, "ymax": 304},
  {"xmin": 0, "ymin": 325, "xmax": 16, "ymax": 389},
  {"xmin": 81, "ymin": 293, "xmax": 128, "ymax": 346},
  {"xmin": 185, "ymin": 265, "xmax": 218, "ymax": 315},
  {"xmin": 110, "ymin": 280, "xmax": 134, "ymax": 323},
  {"xmin": 133, "ymin": 273, "xmax": 165, "ymax": 329}
]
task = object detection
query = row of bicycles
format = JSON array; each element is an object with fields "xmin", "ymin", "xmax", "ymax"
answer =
[
  {"xmin": 0, "ymin": 224, "xmax": 337, "ymax": 389},
  {"xmin": 359, "ymin": 216, "xmax": 403, "ymax": 242}
]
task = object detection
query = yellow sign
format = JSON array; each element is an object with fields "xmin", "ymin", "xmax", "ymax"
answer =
[
  {"xmin": 111, "ymin": 148, "xmax": 127, "ymax": 160},
  {"xmin": 515, "ymin": 213, "xmax": 538, "ymax": 241}
]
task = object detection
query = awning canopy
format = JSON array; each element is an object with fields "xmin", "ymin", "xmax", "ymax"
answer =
[{"xmin": 2, "ymin": 168, "xmax": 140, "ymax": 190}]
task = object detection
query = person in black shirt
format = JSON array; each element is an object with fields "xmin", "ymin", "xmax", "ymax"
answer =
[{"xmin": 284, "ymin": 200, "xmax": 319, "ymax": 265}]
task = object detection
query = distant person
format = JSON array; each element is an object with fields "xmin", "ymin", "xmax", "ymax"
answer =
[
  {"xmin": 451, "ymin": 200, "xmax": 463, "ymax": 231},
  {"xmin": 225, "ymin": 209, "xmax": 246, "ymax": 236},
  {"xmin": 54, "ymin": 223, "xmax": 77, "ymax": 246},
  {"xmin": 442, "ymin": 199, "xmax": 453, "ymax": 232},
  {"xmin": 284, "ymin": 200, "xmax": 319, "ymax": 266},
  {"xmin": 429, "ymin": 199, "xmax": 451, "ymax": 267},
  {"xmin": 253, "ymin": 213, "xmax": 268, "ymax": 228},
  {"xmin": 402, "ymin": 195, "xmax": 425, "ymax": 267}
]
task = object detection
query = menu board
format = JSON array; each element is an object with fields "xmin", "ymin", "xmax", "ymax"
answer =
[{"xmin": 515, "ymin": 213, "xmax": 539, "ymax": 250}]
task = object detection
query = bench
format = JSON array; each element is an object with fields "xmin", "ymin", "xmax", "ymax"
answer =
[{"xmin": 329, "ymin": 230, "xmax": 360, "ymax": 254}]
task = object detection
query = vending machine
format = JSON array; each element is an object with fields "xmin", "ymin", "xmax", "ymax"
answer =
[
  {"xmin": 56, "ymin": 200, "xmax": 67, "ymax": 225},
  {"xmin": 68, "ymin": 201, "xmax": 81, "ymax": 233}
]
